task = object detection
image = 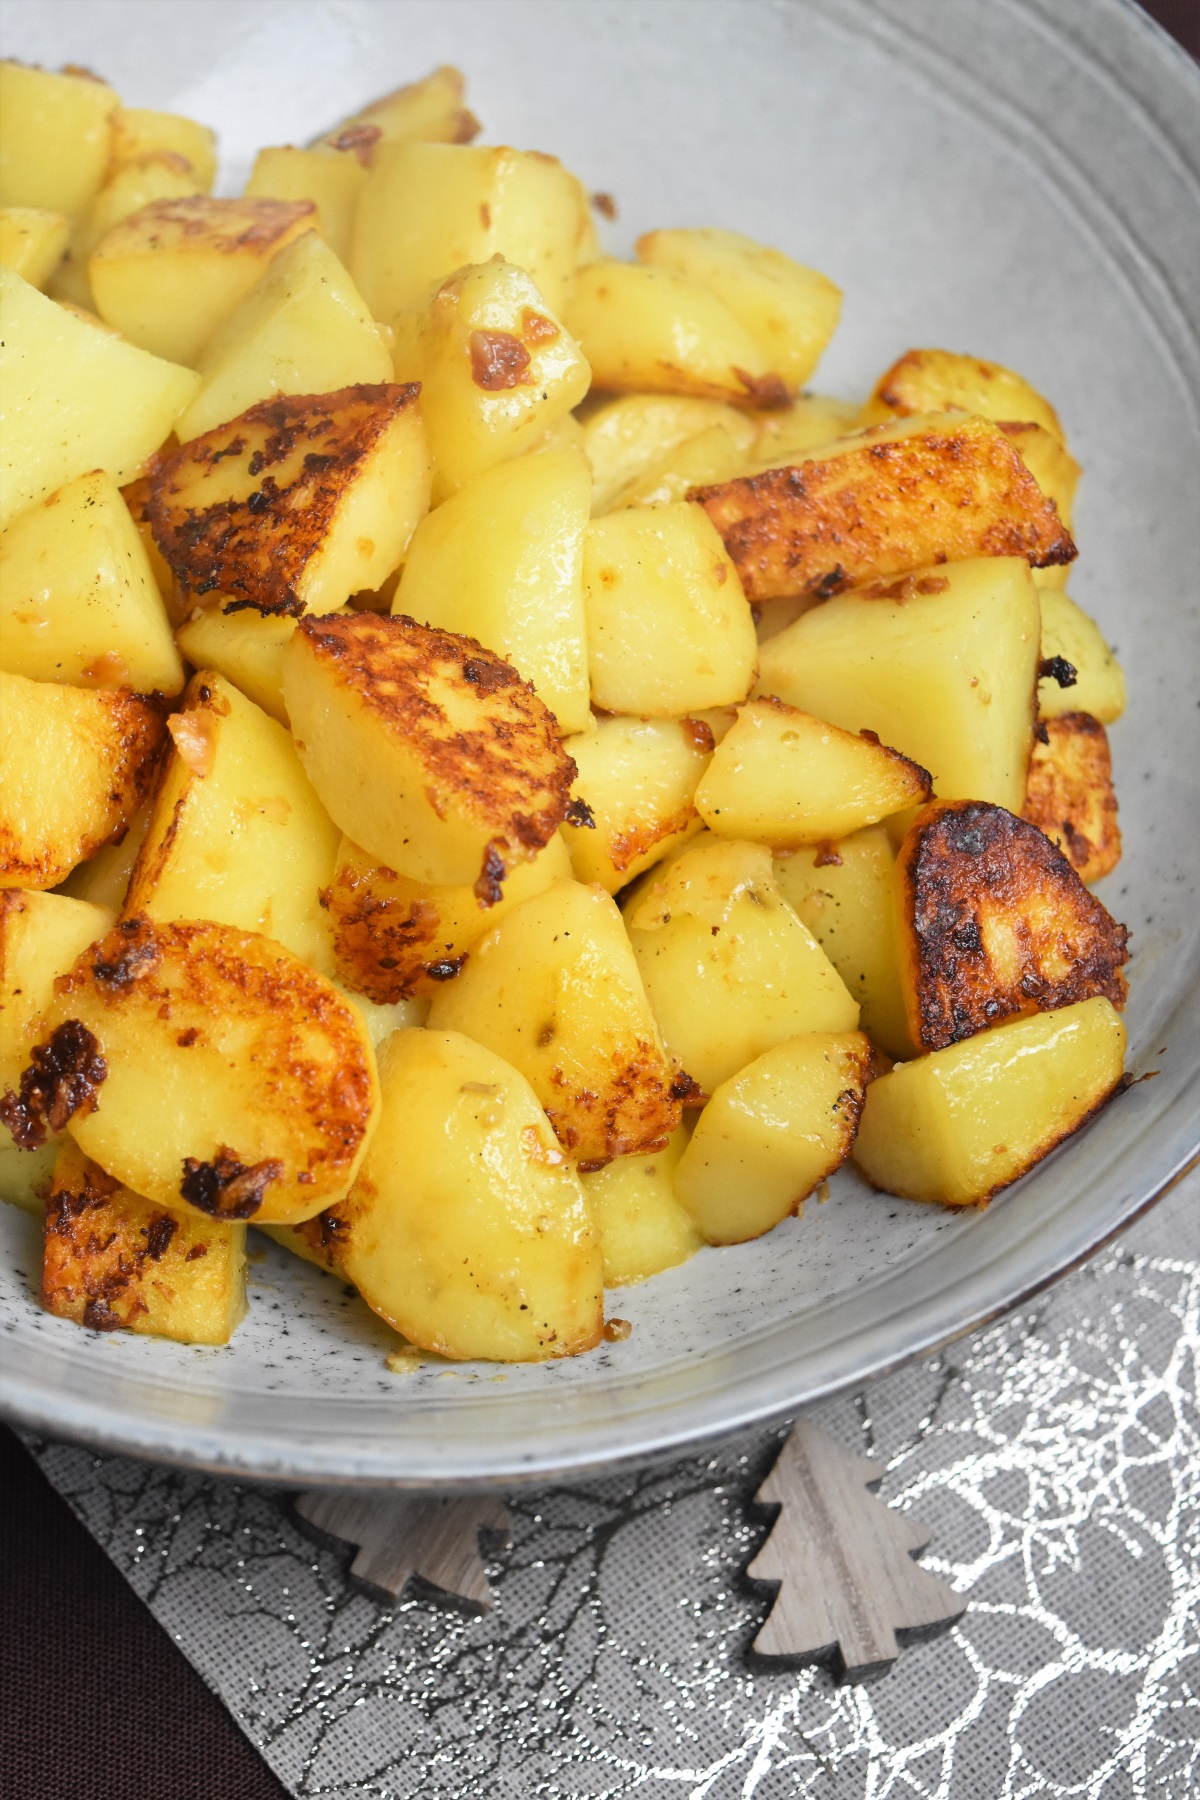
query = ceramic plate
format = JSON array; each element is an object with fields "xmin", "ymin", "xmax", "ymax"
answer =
[{"xmin": 1, "ymin": 0, "xmax": 1197, "ymax": 1487}]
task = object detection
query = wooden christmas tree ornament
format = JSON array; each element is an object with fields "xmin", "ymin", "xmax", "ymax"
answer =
[
  {"xmin": 746, "ymin": 1419, "xmax": 966, "ymax": 1680},
  {"xmin": 294, "ymin": 1489, "xmax": 511, "ymax": 1611}
]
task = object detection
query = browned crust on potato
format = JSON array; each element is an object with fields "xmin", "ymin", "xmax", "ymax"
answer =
[
  {"xmin": 146, "ymin": 384, "xmax": 421, "ymax": 615},
  {"xmin": 608, "ymin": 807, "xmax": 698, "ymax": 877},
  {"xmin": 690, "ymin": 418, "xmax": 1076, "ymax": 601},
  {"xmin": 297, "ymin": 612, "xmax": 576, "ymax": 864},
  {"xmin": 321, "ymin": 857, "xmax": 449, "ymax": 1004},
  {"xmin": 543, "ymin": 1043, "xmax": 692, "ymax": 1164},
  {"xmin": 0, "ymin": 1019, "xmax": 107, "ymax": 1149},
  {"xmin": 1023, "ymin": 713, "xmax": 1121, "ymax": 885},
  {"xmin": 866, "ymin": 348, "xmax": 1066, "ymax": 442},
  {"xmin": 95, "ymin": 194, "xmax": 314, "ymax": 256},
  {"xmin": 895, "ymin": 799, "xmax": 1129, "ymax": 1052}
]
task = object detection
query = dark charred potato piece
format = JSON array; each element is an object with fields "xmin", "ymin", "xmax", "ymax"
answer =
[
  {"xmin": 283, "ymin": 612, "xmax": 577, "ymax": 891},
  {"xmin": 1024, "ymin": 713, "xmax": 1121, "ymax": 886},
  {"xmin": 42, "ymin": 1139, "xmax": 247, "ymax": 1344},
  {"xmin": 895, "ymin": 799, "xmax": 1129, "ymax": 1051},
  {"xmin": 146, "ymin": 383, "xmax": 430, "ymax": 616},
  {"xmin": 690, "ymin": 414, "xmax": 1076, "ymax": 602}
]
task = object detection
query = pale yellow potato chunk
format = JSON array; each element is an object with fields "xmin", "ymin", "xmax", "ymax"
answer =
[
  {"xmin": 774, "ymin": 828, "xmax": 915, "ymax": 1061},
  {"xmin": 391, "ymin": 258, "xmax": 590, "ymax": 500},
  {"xmin": 637, "ymin": 228, "xmax": 841, "ymax": 392},
  {"xmin": 395, "ymin": 448, "xmax": 591, "ymax": 733},
  {"xmin": 90, "ymin": 196, "xmax": 316, "ymax": 366},
  {"xmin": 750, "ymin": 394, "xmax": 862, "ymax": 466},
  {"xmin": 607, "ymin": 423, "xmax": 751, "ymax": 513},
  {"xmin": 0, "ymin": 62, "xmax": 119, "ymax": 217},
  {"xmin": 0, "ymin": 1134, "xmax": 59, "ymax": 1215},
  {"xmin": 1038, "ymin": 589, "xmax": 1125, "ymax": 723},
  {"xmin": 126, "ymin": 672, "xmax": 340, "ymax": 972},
  {"xmin": 0, "ymin": 891, "xmax": 114, "ymax": 1140},
  {"xmin": 624, "ymin": 836, "xmax": 859, "ymax": 1095},
  {"xmin": 0, "ymin": 269, "xmax": 199, "ymax": 528},
  {"xmin": 352, "ymin": 141, "xmax": 592, "ymax": 322},
  {"xmin": 43, "ymin": 1139, "xmax": 247, "ymax": 1343},
  {"xmin": 428, "ymin": 878, "xmax": 686, "ymax": 1162},
  {"xmin": 0, "ymin": 673, "xmax": 165, "ymax": 889},
  {"xmin": 33, "ymin": 915, "xmax": 377, "ymax": 1224},
  {"xmin": 0, "ymin": 469, "xmax": 183, "ymax": 693},
  {"xmin": 560, "ymin": 715, "xmax": 712, "ymax": 893},
  {"xmin": 323, "ymin": 830, "xmax": 570, "ymax": 1004},
  {"xmin": 696, "ymin": 698, "xmax": 931, "ymax": 846},
  {"xmin": 0, "ymin": 207, "xmax": 69, "ymax": 287},
  {"xmin": 565, "ymin": 260, "xmax": 786, "ymax": 405},
  {"xmin": 148, "ymin": 383, "xmax": 430, "ymax": 616},
  {"xmin": 314, "ymin": 66, "xmax": 480, "ymax": 158},
  {"xmin": 108, "ymin": 109, "xmax": 217, "ymax": 190},
  {"xmin": 579, "ymin": 392, "xmax": 758, "ymax": 514},
  {"xmin": 756, "ymin": 557, "xmax": 1041, "ymax": 815},
  {"xmin": 582, "ymin": 1127, "xmax": 702, "ymax": 1287},
  {"xmin": 862, "ymin": 347, "xmax": 1065, "ymax": 443},
  {"xmin": 333, "ymin": 1027, "xmax": 602, "ymax": 1362},
  {"xmin": 179, "ymin": 231, "xmax": 393, "ymax": 440},
  {"xmin": 59, "ymin": 805, "xmax": 149, "ymax": 912},
  {"xmin": 853, "ymin": 996, "xmax": 1126, "ymax": 1207},
  {"xmin": 53, "ymin": 151, "xmax": 204, "ymax": 311},
  {"xmin": 583, "ymin": 502, "xmax": 757, "ymax": 715},
  {"xmin": 674, "ymin": 1031, "xmax": 872, "ymax": 1244},
  {"xmin": 284, "ymin": 612, "xmax": 574, "ymax": 890},
  {"xmin": 244, "ymin": 146, "xmax": 366, "ymax": 262},
  {"xmin": 175, "ymin": 610, "xmax": 297, "ymax": 724}
]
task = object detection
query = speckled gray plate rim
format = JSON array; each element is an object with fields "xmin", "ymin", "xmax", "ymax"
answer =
[{"xmin": 1, "ymin": 0, "xmax": 1197, "ymax": 1488}]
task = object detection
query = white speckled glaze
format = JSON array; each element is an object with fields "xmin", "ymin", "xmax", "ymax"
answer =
[{"xmin": 1, "ymin": 0, "xmax": 1197, "ymax": 1488}]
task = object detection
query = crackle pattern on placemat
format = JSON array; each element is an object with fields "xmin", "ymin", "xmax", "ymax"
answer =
[{"xmin": 25, "ymin": 1182, "xmax": 1200, "ymax": 1800}]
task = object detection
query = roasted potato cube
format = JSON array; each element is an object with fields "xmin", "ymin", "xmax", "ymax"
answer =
[
  {"xmin": 323, "ymin": 830, "xmax": 571, "ymax": 1003},
  {"xmin": 328, "ymin": 1027, "xmax": 603, "ymax": 1362},
  {"xmin": 998, "ymin": 420, "xmax": 1080, "ymax": 537},
  {"xmin": 178, "ymin": 231, "xmax": 393, "ymax": 441},
  {"xmin": 394, "ymin": 447, "xmax": 592, "ymax": 733},
  {"xmin": 756, "ymin": 556, "xmax": 1041, "ymax": 814},
  {"xmin": 580, "ymin": 393, "xmax": 759, "ymax": 514},
  {"xmin": 1, "ymin": 888, "xmax": 114, "ymax": 1097},
  {"xmin": 17, "ymin": 915, "xmax": 376, "ymax": 1223},
  {"xmin": 607, "ymin": 423, "xmax": 751, "ymax": 513},
  {"xmin": 52, "ymin": 150, "xmax": 204, "ymax": 311},
  {"xmin": 148, "ymin": 383, "xmax": 430, "ymax": 615},
  {"xmin": 1, "ymin": 1133, "xmax": 58, "ymax": 1215},
  {"xmin": 391, "ymin": 258, "xmax": 590, "ymax": 501},
  {"xmin": 582, "ymin": 1127, "xmax": 701, "ymax": 1287},
  {"xmin": 0, "ymin": 62, "xmax": 119, "ymax": 217},
  {"xmin": 126, "ymin": 672, "xmax": 340, "ymax": 971},
  {"xmin": 895, "ymin": 799, "xmax": 1129, "ymax": 1052},
  {"xmin": 42, "ymin": 1139, "xmax": 247, "ymax": 1342},
  {"xmin": 59, "ymin": 805, "xmax": 149, "ymax": 912},
  {"xmin": 692, "ymin": 414, "xmax": 1075, "ymax": 602},
  {"xmin": 428, "ymin": 878, "xmax": 687, "ymax": 1162},
  {"xmin": 583, "ymin": 502, "xmax": 757, "ymax": 715},
  {"xmin": 314, "ymin": 65, "xmax": 480, "ymax": 159},
  {"xmin": 1023, "ymin": 713, "xmax": 1121, "ymax": 885},
  {"xmin": 637, "ymin": 228, "xmax": 841, "ymax": 392},
  {"xmin": 565, "ymin": 259, "xmax": 788, "ymax": 406},
  {"xmin": 89, "ymin": 196, "xmax": 316, "ymax": 365},
  {"xmin": 560, "ymin": 715, "xmax": 713, "ymax": 893},
  {"xmin": 283, "ymin": 612, "xmax": 575, "ymax": 891},
  {"xmin": 244, "ymin": 146, "xmax": 366, "ymax": 263},
  {"xmin": 1038, "ymin": 589, "xmax": 1126, "ymax": 723},
  {"xmin": 175, "ymin": 609, "xmax": 297, "ymax": 723},
  {"xmin": 674, "ymin": 1031, "xmax": 872, "ymax": 1244},
  {"xmin": 862, "ymin": 348, "xmax": 1066, "ymax": 442},
  {"xmin": 749, "ymin": 393, "xmax": 861, "ymax": 466},
  {"xmin": 0, "ymin": 269, "xmax": 199, "ymax": 529},
  {"xmin": 624, "ymin": 836, "xmax": 859, "ymax": 1095},
  {"xmin": 0, "ymin": 673, "xmax": 165, "ymax": 888},
  {"xmin": 696, "ymin": 698, "xmax": 931, "ymax": 846},
  {"xmin": 774, "ymin": 827, "xmax": 914, "ymax": 1061},
  {"xmin": 108, "ymin": 108, "xmax": 217, "ymax": 190},
  {"xmin": 0, "ymin": 469, "xmax": 184, "ymax": 694},
  {"xmin": 853, "ymin": 997, "xmax": 1127, "ymax": 1207},
  {"xmin": 352, "ymin": 141, "xmax": 592, "ymax": 322},
  {"xmin": 0, "ymin": 206, "xmax": 69, "ymax": 287}
]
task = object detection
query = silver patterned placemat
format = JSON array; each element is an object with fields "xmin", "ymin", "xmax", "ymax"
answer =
[{"xmin": 24, "ymin": 1167, "xmax": 1200, "ymax": 1799}]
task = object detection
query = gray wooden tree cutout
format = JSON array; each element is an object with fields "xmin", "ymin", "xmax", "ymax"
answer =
[
  {"xmin": 745, "ymin": 1419, "xmax": 966, "ymax": 1681},
  {"xmin": 294, "ymin": 1490, "xmax": 511, "ymax": 1612}
]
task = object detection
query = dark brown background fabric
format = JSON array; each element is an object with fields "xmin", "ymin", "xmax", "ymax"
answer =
[{"xmin": 0, "ymin": 7, "xmax": 1192, "ymax": 1797}]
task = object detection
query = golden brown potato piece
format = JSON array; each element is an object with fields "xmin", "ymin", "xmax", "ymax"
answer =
[
  {"xmin": 895, "ymin": 799, "xmax": 1129, "ymax": 1052},
  {"xmin": 283, "ymin": 613, "xmax": 577, "ymax": 892},
  {"xmin": 862, "ymin": 348, "xmax": 1065, "ymax": 443},
  {"xmin": 42, "ymin": 1139, "xmax": 247, "ymax": 1344},
  {"xmin": 690, "ymin": 415, "xmax": 1076, "ymax": 602},
  {"xmin": 0, "ymin": 673, "xmax": 166, "ymax": 889},
  {"xmin": 1023, "ymin": 713, "xmax": 1121, "ymax": 885},
  {"xmin": 146, "ymin": 383, "xmax": 429, "ymax": 616},
  {"xmin": 313, "ymin": 65, "xmax": 480, "ymax": 158}
]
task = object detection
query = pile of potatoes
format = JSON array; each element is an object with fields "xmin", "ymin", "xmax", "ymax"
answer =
[{"xmin": 0, "ymin": 61, "xmax": 1130, "ymax": 1363}]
